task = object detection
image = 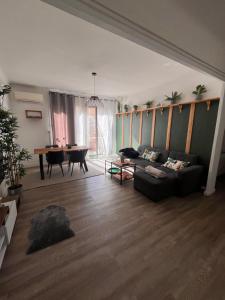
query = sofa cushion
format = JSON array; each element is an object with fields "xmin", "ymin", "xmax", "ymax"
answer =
[
  {"xmin": 163, "ymin": 157, "xmax": 190, "ymax": 171},
  {"xmin": 141, "ymin": 149, "xmax": 160, "ymax": 162},
  {"xmin": 137, "ymin": 145, "xmax": 152, "ymax": 156},
  {"xmin": 145, "ymin": 165, "xmax": 168, "ymax": 178},
  {"xmin": 163, "ymin": 157, "xmax": 178, "ymax": 170},
  {"xmin": 137, "ymin": 145, "xmax": 169, "ymax": 163},
  {"xmin": 169, "ymin": 151, "xmax": 198, "ymax": 166},
  {"xmin": 134, "ymin": 171, "xmax": 177, "ymax": 201}
]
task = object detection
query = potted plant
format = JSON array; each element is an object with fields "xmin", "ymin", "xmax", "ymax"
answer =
[
  {"xmin": 0, "ymin": 87, "xmax": 31, "ymax": 196},
  {"xmin": 124, "ymin": 104, "xmax": 129, "ymax": 113},
  {"xmin": 192, "ymin": 85, "xmax": 207, "ymax": 100},
  {"xmin": 133, "ymin": 105, "xmax": 138, "ymax": 115},
  {"xmin": 117, "ymin": 101, "xmax": 121, "ymax": 113},
  {"xmin": 165, "ymin": 91, "xmax": 182, "ymax": 104},
  {"xmin": 145, "ymin": 101, "xmax": 153, "ymax": 109}
]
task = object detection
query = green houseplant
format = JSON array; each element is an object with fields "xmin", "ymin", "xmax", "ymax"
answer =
[
  {"xmin": 192, "ymin": 85, "xmax": 207, "ymax": 100},
  {"xmin": 0, "ymin": 86, "xmax": 31, "ymax": 195},
  {"xmin": 117, "ymin": 101, "xmax": 121, "ymax": 113},
  {"xmin": 165, "ymin": 91, "xmax": 182, "ymax": 104},
  {"xmin": 145, "ymin": 101, "xmax": 153, "ymax": 109},
  {"xmin": 133, "ymin": 105, "xmax": 138, "ymax": 115},
  {"xmin": 124, "ymin": 104, "xmax": 129, "ymax": 113}
]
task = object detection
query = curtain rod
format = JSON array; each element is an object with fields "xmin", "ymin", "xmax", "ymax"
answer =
[{"xmin": 49, "ymin": 89, "xmax": 116, "ymax": 101}]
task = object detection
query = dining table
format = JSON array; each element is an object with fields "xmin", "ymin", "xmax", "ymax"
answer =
[{"xmin": 34, "ymin": 146, "xmax": 89, "ymax": 180}]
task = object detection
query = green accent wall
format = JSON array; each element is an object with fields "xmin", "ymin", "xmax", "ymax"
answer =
[
  {"xmin": 116, "ymin": 116, "xmax": 122, "ymax": 153},
  {"xmin": 170, "ymin": 105, "xmax": 190, "ymax": 152},
  {"xmin": 190, "ymin": 101, "xmax": 218, "ymax": 165},
  {"xmin": 116, "ymin": 100, "xmax": 219, "ymax": 166},
  {"xmin": 142, "ymin": 111, "xmax": 152, "ymax": 145},
  {"xmin": 132, "ymin": 113, "xmax": 140, "ymax": 149},
  {"xmin": 154, "ymin": 108, "xmax": 169, "ymax": 148},
  {"xmin": 123, "ymin": 114, "xmax": 130, "ymax": 147}
]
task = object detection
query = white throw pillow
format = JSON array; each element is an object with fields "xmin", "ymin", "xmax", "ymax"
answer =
[
  {"xmin": 141, "ymin": 149, "xmax": 160, "ymax": 162},
  {"xmin": 164, "ymin": 157, "xmax": 190, "ymax": 171}
]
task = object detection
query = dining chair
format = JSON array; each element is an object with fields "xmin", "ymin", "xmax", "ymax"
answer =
[
  {"xmin": 47, "ymin": 151, "xmax": 64, "ymax": 178},
  {"xmin": 64, "ymin": 143, "xmax": 78, "ymax": 161},
  {"xmin": 45, "ymin": 144, "xmax": 58, "ymax": 174},
  {"xmin": 68, "ymin": 150, "xmax": 86, "ymax": 176},
  {"xmin": 66, "ymin": 143, "xmax": 77, "ymax": 148}
]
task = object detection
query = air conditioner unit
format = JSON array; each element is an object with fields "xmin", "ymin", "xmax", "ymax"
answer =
[{"xmin": 14, "ymin": 91, "xmax": 44, "ymax": 103}]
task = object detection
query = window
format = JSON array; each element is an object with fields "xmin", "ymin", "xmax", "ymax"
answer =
[{"xmin": 87, "ymin": 107, "xmax": 97, "ymax": 156}]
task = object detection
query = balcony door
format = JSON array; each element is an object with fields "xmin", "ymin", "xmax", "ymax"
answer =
[{"xmin": 87, "ymin": 106, "xmax": 98, "ymax": 156}]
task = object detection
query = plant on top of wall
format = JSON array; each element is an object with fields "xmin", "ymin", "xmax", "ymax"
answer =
[
  {"xmin": 133, "ymin": 105, "xmax": 139, "ymax": 115},
  {"xmin": 0, "ymin": 84, "xmax": 11, "ymax": 107},
  {"xmin": 0, "ymin": 85, "xmax": 31, "ymax": 195},
  {"xmin": 165, "ymin": 91, "xmax": 182, "ymax": 104},
  {"xmin": 124, "ymin": 104, "xmax": 129, "ymax": 113},
  {"xmin": 145, "ymin": 100, "xmax": 153, "ymax": 109},
  {"xmin": 117, "ymin": 101, "xmax": 121, "ymax": 113},
  {"xmin": 192, "ymin": 85, "xmax": 207, "ymax": 100},
  {"xmin": 144, "ymin": 101, "xmax": 153, "ymax": 116}
]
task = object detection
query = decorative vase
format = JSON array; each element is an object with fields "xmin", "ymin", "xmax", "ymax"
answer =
[{"xmin": 0, "ymin": 178, "xmax": 10, "ymax": 197}]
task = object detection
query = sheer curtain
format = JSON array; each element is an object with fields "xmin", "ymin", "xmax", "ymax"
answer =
[
  {"xmin": 97, "ymin": 99, "xmax": 116, "ymax": 156},
  {"xmin": 74, "ymin": 96, "xmax": 88, "ymax": 146}
]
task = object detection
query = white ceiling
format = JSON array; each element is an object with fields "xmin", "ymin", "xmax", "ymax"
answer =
[{"xmin": 0, "ymin": 0, "xmax": 207, "ymax": 97}]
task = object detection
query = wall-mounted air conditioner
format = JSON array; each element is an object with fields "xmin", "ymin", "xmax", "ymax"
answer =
[{"xmin": 14, "ymin": 91, "xmax": 44, "ymax": 103}]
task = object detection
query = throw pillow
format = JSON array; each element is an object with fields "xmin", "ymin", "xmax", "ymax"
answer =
[
  {"xmin": 145, "ymin": 165, "xmax": 167, "ymax": 178},
  {"xmin": 119, "ymin": 148, "xmax": 139, "ymax": 158},
  {"xmin": 163, "ymin": 157, "xmax": 177, "ymax": 170},
  {"xmin": 141, "ymin": 149, "xmax": 160, "ymax": 162},
  {"xmin": 176, "ymin": 160, "xmax": 190, "ymax": 170},
  {"xmin": 163, "ymin": 157, "xmax": 190, "ymax": 171}
]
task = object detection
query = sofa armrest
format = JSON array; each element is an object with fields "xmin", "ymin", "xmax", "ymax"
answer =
[{"xmin": 176, "ymin": 165, "xmax": 204, "ymax": 196}]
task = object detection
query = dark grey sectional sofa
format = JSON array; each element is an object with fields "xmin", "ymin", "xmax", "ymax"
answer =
[{"xmin": 124, "ymin": 145, "xmax": 204, "ymax": 201}]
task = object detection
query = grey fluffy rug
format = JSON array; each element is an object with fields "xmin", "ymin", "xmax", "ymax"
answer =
[{"xmin": 27, "ymin": 205, "xmax": 75, "ymax": 254}]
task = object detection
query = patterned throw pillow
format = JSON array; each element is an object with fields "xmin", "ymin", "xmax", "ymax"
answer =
[
  {"xmin": 163, "ymin": 157, "xmax": 177, "ymax": 170},
  {"xmin": 176, "ymin": 160, "xmax": 190, "ymax": 170},
  {"xmin": 163, "ymin": 157, "xmax": 190, "ymax": 171},
  {"xmin": 141, "ymin": 149, "xmax": 160, "ymax": 162}
]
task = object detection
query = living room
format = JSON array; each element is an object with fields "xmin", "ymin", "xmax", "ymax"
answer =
[{"xmin": 1, "ymin": 0, "xmax": 225, "ymax": 299}]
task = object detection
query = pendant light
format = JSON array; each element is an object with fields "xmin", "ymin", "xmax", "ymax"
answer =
[{"xmin": 87, "ymin": 72, "xmax": 103, "ymax": 106}]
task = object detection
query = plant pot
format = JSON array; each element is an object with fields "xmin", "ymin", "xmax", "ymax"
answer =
[
  {"xmin": 195, "ymin": 95, "xmax": 203, "ymax": 101},
  {"xmin": 8, "ymin": 184, "xmax": 23, "ymax": 196}
]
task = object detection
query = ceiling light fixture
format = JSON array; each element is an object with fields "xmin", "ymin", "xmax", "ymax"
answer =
[{"xmin": 87, "ymin": 72, "xmax": 103, "ymax": 106}]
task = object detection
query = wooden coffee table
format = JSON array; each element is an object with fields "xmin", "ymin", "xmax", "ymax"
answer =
[{"xmin": 105, "ymin": 160, "xmax": 136, "ymax": 185}]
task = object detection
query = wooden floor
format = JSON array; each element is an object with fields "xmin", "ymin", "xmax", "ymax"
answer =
[{"xmin": 1, "ymin": 175, "xmax": 225, "ymax": 300}]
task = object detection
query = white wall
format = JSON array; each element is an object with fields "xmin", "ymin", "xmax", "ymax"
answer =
[
  {"xmin": 122, "ymin": 72, "xmax": 223, "ymax": 106},
  {"xmin": 9, "ymin": 83, "xmax": 51, "ymax": 167}
]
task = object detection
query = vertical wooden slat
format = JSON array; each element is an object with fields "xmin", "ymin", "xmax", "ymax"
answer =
[
  {"xmin": 185, "ymin": 103, "xmax": 196, "ymax": 154},
  {"xmin": 122, "ymin": 114, "xmax": 124, "ymax": 147},
  {"xmin": 166, "ymin": 106, "xmax": 173, "ymax": 150},
  {"xmin": 129, "ymin": 113, "xmax": 133, "ymax": 146},
  {"xmin": 151, "ymin": 109, "xmax": 156, "ymax": 147},
  {"xmin": 139, "ymin": 111, "xmax": 143, "ymax": 145}
]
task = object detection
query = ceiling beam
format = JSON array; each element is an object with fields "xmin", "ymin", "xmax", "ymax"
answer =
[{"xmin": 42, "ymin": 0, "xmax": 225, "ymax": 81}]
